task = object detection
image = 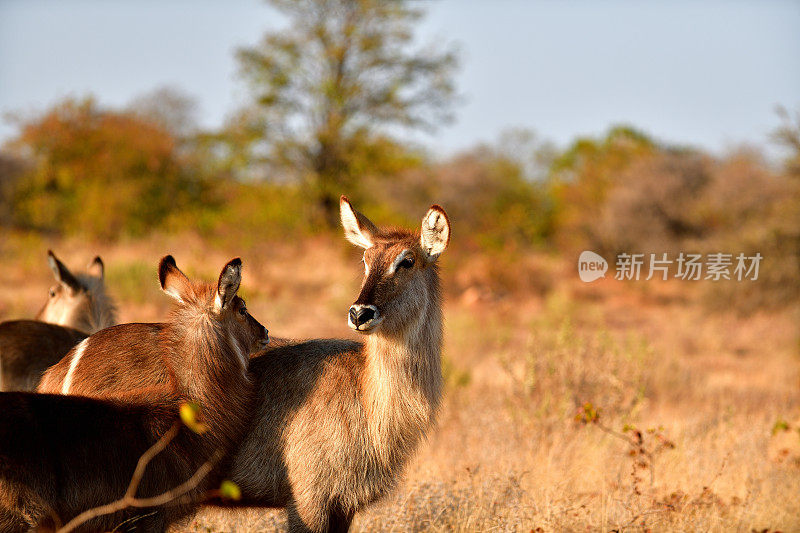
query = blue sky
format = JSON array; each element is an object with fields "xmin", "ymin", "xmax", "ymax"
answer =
[{"xmin": 1, "ymin": 0, "xmax": 798, "ymax": 156}]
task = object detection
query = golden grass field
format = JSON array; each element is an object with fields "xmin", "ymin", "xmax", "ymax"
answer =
[{"xmin": 1, "ymin": 232, "xmax": 798, "ymax": 532}]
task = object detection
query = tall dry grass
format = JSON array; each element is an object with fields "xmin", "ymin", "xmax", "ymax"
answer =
[{"xmin": 0, "ymin": 232, "xmax": 797, "ymax": 532}]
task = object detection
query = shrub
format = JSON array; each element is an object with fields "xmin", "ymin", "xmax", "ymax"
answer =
[{"xmin": 5, "ymin": 97, "xmax": 209, "ymax": 239}]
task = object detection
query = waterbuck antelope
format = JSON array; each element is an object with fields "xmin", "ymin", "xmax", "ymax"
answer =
[
  {"xmin": 39, "ymin": 255, "xmax": 268, "ymax": 402},
  {"xmin": 0, "ymin": 250, "xmax": 117, "ymax": 391},
  {"xmin": 225, "ymin": 197, "xmax": 450, "ymax": 532},
  {"xmin": 0, "ymin": 256, "xmax": 266, "ymax": 531}
]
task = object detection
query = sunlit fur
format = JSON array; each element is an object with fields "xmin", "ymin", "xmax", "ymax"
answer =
[
  {"xmin": 0, "ymin": 254, "xmax": 116, "ymax": 391},
  {"xmin": 38, "ymin": 258, "xmax": 266, "ymax": 464},
  {"xmin": 1, "ymin": 258, "xmax": 264, "ymax": 532},
  {"xmin": 229, "ymin": 203, "xmax": 447, "ymax": 532},
  {"xmin": 36, "ymin": 266, "xmax": 117, "ymax": 334}
]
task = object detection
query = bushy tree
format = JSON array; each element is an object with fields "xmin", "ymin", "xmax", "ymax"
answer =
[
  {"xmin": 596, "ymin": 149, "xmax": 712, "ymax": 255},
  {"xmin": 548, "ymin": 126, "xmax": 656, "ymax": 251},
  {"xmin": 5, "ymin": 97, "xmax": 201, "ymax": 238},
  {"xmin": 372, "ymin": 135, "xmax": 555, "ymax": 251},
  {"xmin": 0, "ymin": 151, "xmax": 26, "ymax": 226},
  {"xmin": 235, "ymin": 0, "xmax": 458, "ymax": 225},
  {"xmin": 773, "ymin": 106, "xmax": 800, "ymax": 178}
]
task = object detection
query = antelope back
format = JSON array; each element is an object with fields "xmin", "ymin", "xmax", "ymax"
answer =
[
  {"xmin": 27, "ymin": 258, "xmax": 269, "ymax": 530},
  {"xmin": 0, "ymin": 321, "xmax": 86, "ymax": 392},
  {"xmin": 35, "ymin": 250, "xmax": 116, "ymax": 333},
  {"xmin": 0, "ymin": 391, "xmax": 212, "ymax": 531}
]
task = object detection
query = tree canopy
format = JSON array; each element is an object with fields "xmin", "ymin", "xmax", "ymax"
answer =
[
  {"xmin": 5, "ymin": 97, "xmax": 201, "ymax": 238},
  {"xmin": 234, "ymin": 0, "xmax": 459, "ymax": 224}
]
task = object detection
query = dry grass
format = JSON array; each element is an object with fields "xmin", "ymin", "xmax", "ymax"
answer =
[{"xmin": 1, "ymin": 231, "xmax": 798, "ymax": 532}]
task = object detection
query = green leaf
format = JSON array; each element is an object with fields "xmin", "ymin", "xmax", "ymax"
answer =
[
  {"xmin": 772, "ymin": 419, "xmax": 790, "ymax": 435},
  {"xmin": 219, "ymin": 480, "xmax": 242, "ymax": 501},
  {"xmin": 180, "ymin": 402, "xmax": 208, "ymax": 434}
]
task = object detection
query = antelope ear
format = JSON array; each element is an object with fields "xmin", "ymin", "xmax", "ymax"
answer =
[
  {"xmin": 420, "ymin": 205, "xmax": 450, "ymax": 262},
  {"xmin": 47, "ymin": 250, "xmax": 82, "ymax": 292},
  {"xmin": 87, "ymin": 256, "xmax": 104, "ymax": 279},
  {"xmin": 215, "ymin": 258, "xmax": 242, "ymax": 311},
  {"xmin": 159, "ymin": 255, "xmax": 192, "ymax": 303},
  {"xmin": 340, "ymin": 196, "xmax": 377, "ymax": 249}
]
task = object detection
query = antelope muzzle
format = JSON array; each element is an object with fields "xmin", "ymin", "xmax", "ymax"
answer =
[{"xmin": 348, "ymin": 304, "xmax": 382, "ymax": 332}]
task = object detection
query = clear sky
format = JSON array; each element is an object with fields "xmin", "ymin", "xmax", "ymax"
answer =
[{"xmin": 1, "ymin": 0, "xmax": 798, "ymax": 156}]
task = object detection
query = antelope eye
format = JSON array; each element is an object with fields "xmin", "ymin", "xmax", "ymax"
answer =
[
  {"xmin": 239, "ymin": 307, "xmax": 247, "ymax": 316},
  {"xmin": 399, "ymin": 256, "xmax": 415, "ymax": 269},
  {"xmin": 49, "ymin": 288, "xmax": 56, "ymax": 298}
]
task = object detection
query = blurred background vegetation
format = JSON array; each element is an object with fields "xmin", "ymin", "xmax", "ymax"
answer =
[
  {"xmin": 0, "ymin": 0, "xmax": 798, "ymax": 311},
  {"xmin": 1, "ymin": 2, "xmax": 798, "ymax": 528}
]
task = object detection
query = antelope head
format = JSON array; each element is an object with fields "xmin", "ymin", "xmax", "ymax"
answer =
[
  {"xmin": 37, "ymin": 250, "xmax": 110, "ymax": 332},
  {"xmin": 340, "ymin": 196, "xmax": 450, "ymax": 335},
  {"xmin": 159, "ymin": 255, "xmax": 269, "ymax": 370}
]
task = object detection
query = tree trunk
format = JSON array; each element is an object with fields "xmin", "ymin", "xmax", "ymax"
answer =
[{"xmin": 314, "ymin": 138, "xmax": 347, "ymax": 228}]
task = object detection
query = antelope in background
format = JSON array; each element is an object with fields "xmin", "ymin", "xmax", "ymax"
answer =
[
  {"xmin": 226, "ymin": 197, "xmax": 450, "ymax": 532},
  {"xmin": 0, "ymin": 250, "xmax": 117, "ymax": 391},
  {"xmin": 1, "ymin": 256, "xmax": 266, "ymax": 532}
]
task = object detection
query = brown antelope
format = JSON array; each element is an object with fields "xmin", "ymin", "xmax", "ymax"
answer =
[
  {"xmin": 39, "ymin": 255, "xmax": 268, "ymax": 401},
  {"xmin": 0, "ymin": 250, "xmax": 117, "ymax": 391},
  {"xmin": 225, "ymin": 197, "xmax": 450, "ymax": 532},
  {"xmin": 1, "ymin": 256, "xmax": 267, "ymax": 532}
]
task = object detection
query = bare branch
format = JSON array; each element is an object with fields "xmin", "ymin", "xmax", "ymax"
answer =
[{"xmin": 56, "ymin": 423, "xmax": 222, "ymax": 533}]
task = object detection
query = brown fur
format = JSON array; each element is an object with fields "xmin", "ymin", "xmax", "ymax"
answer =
[
  {"xmin": 0, "ymin": 257, "xmax": 265, "ymax": 531},
  {"xmin": 38, "ymin": 257, "xmax": 267, "ymax": 461},
  {"xmin": 0, "ymin": 251, "xmax": 117, "ymax": 391},
  {"xmin": 0, "ymin": 391, "xmax": 211, "ymax": 532},
  {"xmin": 38, "ymin": 255, "xmax": 267, "ymax": 395},
  {"xmin": 224, "ymin": 198, "xmax": 449, "ymax": 532},
  {"xmin": 0, "ymin": 321, "xmax": 87, "ymax": 391}
]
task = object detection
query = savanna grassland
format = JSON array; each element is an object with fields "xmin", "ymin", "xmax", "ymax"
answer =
[
  {"xmin": 2, "ymin": 231, "xmax": 797, "ymax": 532},
  {"xmin": 2, "ymin": 1, "xmax": 799, "ymax": 530}
]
